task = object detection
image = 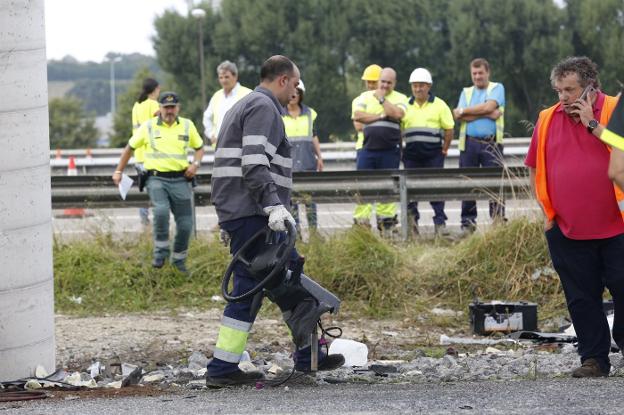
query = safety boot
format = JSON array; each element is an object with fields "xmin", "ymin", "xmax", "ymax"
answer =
[
  {"xmin": 460, "ymin": 223, "xmax": 476, "ymax": 237},
  {"xmin": 434, "ymin": 223, "xmax": 450, "ymax": 237},
  {"xmin": 410, "ymin": 217, "xmax": 420, "ymax": 237},
  {"xmin": 152, "ymin": 257, "xmax": 166, "ymax": 269},
  {"xmin": 294, "ymin": 352, "xmax": 345, "ymax": 373},
  {"xmin": 206, "ymin": 369, "xmax": 265, "ymax": 388},
  {"xmin": 173, "ymin": 260, "xmax": 189, "ymax": 276},
  {"xmin": 571, "ymin": 358, "xmax": 609, "ymax": 378}
]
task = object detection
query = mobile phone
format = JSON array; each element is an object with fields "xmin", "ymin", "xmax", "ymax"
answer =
[{"xmin": 579, "ymin": 85, "xmax": 595, "ymax": 101}]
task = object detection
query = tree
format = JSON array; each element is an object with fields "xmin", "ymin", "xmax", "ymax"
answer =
[
  {"xmin": 565, "ymin": 0, "xmax": 624, "ymax": 95},
  {"xmin": 48, "ymin": 97, "xmax": 99, "ymax": 149},
  {"xmin": 445, "ymin": 0, "xmax": 571, "ymax": 135},
  {"xmin": 109, "ymin": 67, "xmax": 156, "ymax": 148},
  {"xmin": 153, "ymin": 5, "xmax": 221, "ymax": 135}
]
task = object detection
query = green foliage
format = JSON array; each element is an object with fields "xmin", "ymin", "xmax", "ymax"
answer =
[
  {"xmin": 54, "ymin": 233, "xmax": 230, "ymax": 313},
  {"xmin": 48, "ymin": 54, "xmax": 162, "ymax": 117},
  {"xmin": 48, "ymin": 53, "xmax": 162, "ymax": 82},
  {"xmin": 153, "ymin": 6, "xmax": 221, "ymax": 135},
  {"xmin": 110, "ymin": 67, "xmax": 157, "ymax": 148},
  {"xmin": 149, "ymin": 0, "xmax": 624, "ymax": 140},
  {"xmin": 48, "ymin": 97, "xmax": 99, "ymax": 149},
  {"xmin": 54, "ymin": 219, "xmax": 564, "ymax": 322},
  {"xmin": 67, "ymin": 79, "xmax": 129, "ymax": 116}
]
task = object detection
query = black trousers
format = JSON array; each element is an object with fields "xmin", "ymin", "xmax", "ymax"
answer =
[{"xmin": 545, "ymin": 224, "xmax": 624, "ymax": 372}]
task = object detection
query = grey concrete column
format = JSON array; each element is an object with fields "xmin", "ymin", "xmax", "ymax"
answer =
[{"xmin": 0, "ymin": 0, "xmax": 55, "ymax": 381}]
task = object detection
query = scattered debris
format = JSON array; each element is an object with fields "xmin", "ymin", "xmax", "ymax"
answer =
[
  {"xmin": 69, "ymin": 296, "xmax": 83, "ymax": 305},
  {"xmin": 187, "ymin": 351, "xmax": 209, "ymax": 371},
  {"xmin": 328, "ymin": 338, "xmax": 368, "ymax": 367},
  {"xmin": 439, "ymin": 334, "xmax": 517, "ymax": 346},
  {"xmin": 431, "ymin": 308, "xmax": 463, "ymax": 317},
  {"xmin": 121, "ymin": 366, "xmax": 143, "ymax": 387}
]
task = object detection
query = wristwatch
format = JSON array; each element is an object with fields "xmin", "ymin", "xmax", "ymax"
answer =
[
  {"xmin": 587, "ymin": 119, "xmax": 599, "ymax": 133},
  {"xmin": 378, "ymin": 96, "xmax": 385, "ymax": 105},
  {"xmin": 193, "ymin": 160, "xmax": 201, "ymax": 167}
]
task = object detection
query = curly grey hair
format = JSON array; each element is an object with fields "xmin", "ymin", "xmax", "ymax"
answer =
[{"xmin": 550, "ymin": 56, "xmax": 601, "ymax": 89}]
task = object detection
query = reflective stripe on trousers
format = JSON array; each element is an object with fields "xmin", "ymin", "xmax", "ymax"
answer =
[{"xmin": 213, "ymin": 316, "xmax": 253, "ymax": 363}]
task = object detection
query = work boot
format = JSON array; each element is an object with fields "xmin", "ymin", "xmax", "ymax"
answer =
[
  {"xmin": 411, "ymin": 218, "xmax": 420, "ymax": 237},
  {"xmin": 173, "ymin": 261, "xmax": 189, "ymax": 276},
  {"xmin": 152, "ymin": 257, "xmax": 166, "ymax": 269},
  {"xmin": 206, "ymin": 369, "xmax": 265, "ymax": 388},
  {"xmin": 571, "ymin": 358, "xmax": 609, "ymax": 378},
  {"xmin": 294, "ymin": 352, "xmax": 345, "ymax": 373},
  {"xmin": 434, "ymin": 223, "xmax": 450, "ymax": 237},
  {"xmin": 353, "ymin": 218, "xmax": 371, "ymax": 229},
  {"xmin": 460, "ymin": 223, "xmax": 476, "ymax": 237}
]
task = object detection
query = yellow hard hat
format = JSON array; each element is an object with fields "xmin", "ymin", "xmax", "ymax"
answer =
[{"xmin": 361, "ymin": 64, "xmax": 382, "ymax": 81}]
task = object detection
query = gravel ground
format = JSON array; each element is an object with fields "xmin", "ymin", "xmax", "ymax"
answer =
[
  {"xmin": 5, "ymin": 379, "xmax": 624, "ymax": 414},
  {"xmin": 54, "ymin": 309, "xmax": 439, "ymax": 370},
  {"xmin": 4, "ymin": 310, "xmax": 624, "ymax": 413}
]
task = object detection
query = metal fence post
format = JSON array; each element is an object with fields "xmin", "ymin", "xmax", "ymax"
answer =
[{"xmin": 399, "ymin": 172, "xmax": 409, "ymax": 241}]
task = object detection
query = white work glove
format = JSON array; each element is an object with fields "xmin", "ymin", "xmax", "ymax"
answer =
[{"xmin": 263, "ymin": 205, "xmax": 296, "ymax": 232}]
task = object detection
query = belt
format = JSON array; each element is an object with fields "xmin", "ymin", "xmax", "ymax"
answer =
[
  {"xmin": 467, "ymin": 135, "xmax": 496, "ymax": 142},
  {"xmin": 147, "ymin": 170, "xmax": 186, "ymax": 178}
]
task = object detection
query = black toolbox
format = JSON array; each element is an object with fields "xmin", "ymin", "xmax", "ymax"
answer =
[{"xmin": 469, "ymin": 301, "xmax": 538, "ymax": 335}]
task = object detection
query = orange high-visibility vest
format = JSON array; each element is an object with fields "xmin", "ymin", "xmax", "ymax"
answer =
[{"xmin": 535, "ymin": 94, "xmax": 624, "ymax": 220}]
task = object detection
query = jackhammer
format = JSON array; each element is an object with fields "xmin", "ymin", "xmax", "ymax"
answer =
[{"xmin": 221, "ymin": 221, "xmax": 341, "ymax": 371}]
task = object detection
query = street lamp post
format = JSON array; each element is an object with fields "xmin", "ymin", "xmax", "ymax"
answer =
[
  {"xmin": 191, "ymin": 8, "xmax": 207, "ymax": 109},
  {"xmin": 108, "ymin": 56, "xmax": 122, "ymax": 116}
]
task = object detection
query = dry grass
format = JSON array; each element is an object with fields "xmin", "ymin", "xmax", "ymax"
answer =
[{"xmin": 54, "ymin": 218, "xmax": 566, "ymax": 322}]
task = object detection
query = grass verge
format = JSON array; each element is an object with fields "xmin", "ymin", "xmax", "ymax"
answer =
[{"xmin": 54, "ymin": 219, "xmax": 565, "ymax": 323}]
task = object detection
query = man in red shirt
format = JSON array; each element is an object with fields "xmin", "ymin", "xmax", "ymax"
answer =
[{"xmin": 525, "ymin": 56, "xmax": 624, "ymax": 378}]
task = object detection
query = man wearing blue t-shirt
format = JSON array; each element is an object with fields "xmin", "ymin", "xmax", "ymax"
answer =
[{"xmin": 453, "ymin": 58, "xmax": 506, "ymax": 234}]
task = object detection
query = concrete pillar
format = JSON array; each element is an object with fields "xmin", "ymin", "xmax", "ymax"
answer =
[{"xmin": 0, "ymin": 0, "xmax": 55, "ymax": 381}]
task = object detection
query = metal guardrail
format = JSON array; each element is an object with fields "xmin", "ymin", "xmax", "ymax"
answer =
[
  {"xmin": 51, "ymin": 167, "xmax": 530, "ymax": 239},
  {"xmin": 49, "ymin": 138, "xmax": 531, "ymax": 174},
  {"xmin": 51, "ymin": 167, "xmax": 530, "ymax": 206}
]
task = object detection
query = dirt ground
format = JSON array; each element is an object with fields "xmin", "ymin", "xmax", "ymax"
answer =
[{"xmin": 55, "ymin": 308, "xmax": 457, "ymax": 370}]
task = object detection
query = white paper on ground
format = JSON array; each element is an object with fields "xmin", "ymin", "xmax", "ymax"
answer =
[{"xmin": 118, "ymin": 174, "xmax": 134, "ymax": 200}]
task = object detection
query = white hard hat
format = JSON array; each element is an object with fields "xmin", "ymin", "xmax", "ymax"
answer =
[
  {"xmin": 409, "ymin": 68, "xmax": 433, "ymax": 84},
  {"xmin": 297, "ymin": 80, "xmax": 305, "ymax": 92}
]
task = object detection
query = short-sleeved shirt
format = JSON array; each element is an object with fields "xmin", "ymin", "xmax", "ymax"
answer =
[
  {"xmin": 402, "ymin": 94, "xmax": 454, "ymax": 158},
  {"xmin": 351, "ymin": 94, "xmax": 366, "ymax": 150},
  {"xmin": 129, "ymin": 116, "xmax": 203, "ymax": 172},
  {"xmin": 457, "ymin": 83, "xmax": 505, "ymax": 137},
  {"xmin": 131, "ymin": 99, "xmax": 160, "ymax": 163},
  {"xmin": 353, "ymin": 90, "xmax": 409, "ymax": 150},
  {"xmin": 525, "ymin": 92, "xmax": 624, "ymax": 240}
]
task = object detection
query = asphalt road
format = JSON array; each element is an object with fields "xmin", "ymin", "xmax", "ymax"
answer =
[
  {"xmin": 52, "ymin": 200, "xmax": 541, "ymax": 240},
  {"xmin": 4, "ymin": 378, "xmax": 624, "ymax": 414}
]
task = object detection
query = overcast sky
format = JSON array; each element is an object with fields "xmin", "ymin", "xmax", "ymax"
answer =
[{"xmin": 44, "ymin": 0, "xmax": 191, "ymax": 62}]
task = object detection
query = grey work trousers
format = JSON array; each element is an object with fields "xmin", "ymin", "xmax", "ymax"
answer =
[{"xmin": 146, "ymin": 176, "xmax": 193, "ymax": 264}]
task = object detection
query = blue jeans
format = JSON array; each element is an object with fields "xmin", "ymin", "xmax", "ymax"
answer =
[
  {"xmin": 545, "ymin": 224, "xmax": 624, "ymax": 373},
  {"xmin": 459, "ymin": 138, "xmax": 505, "ymax": 227},
  {"xmin": 403, "ymin": 153, "xmax": 447, "ymax": 225}
]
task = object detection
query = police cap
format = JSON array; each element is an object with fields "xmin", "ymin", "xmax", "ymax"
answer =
[{"xmin": 159, "ymin": 91, "xmax": 180, "ymax": 106}]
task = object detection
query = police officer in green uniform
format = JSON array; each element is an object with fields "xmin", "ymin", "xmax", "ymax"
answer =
[{"xmin": 113, "ymin": 92, "xmax": 205, "ymax": 274}]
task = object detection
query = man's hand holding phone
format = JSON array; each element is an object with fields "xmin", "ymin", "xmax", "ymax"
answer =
[{"xmin": 570, "ymin": 85, "xmax": 596, "ymax": 126}]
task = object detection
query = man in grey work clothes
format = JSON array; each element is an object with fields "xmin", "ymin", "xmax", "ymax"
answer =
[{"xmin": 207, "ymin": 55, "xmax": 344, "ymax": 387}]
